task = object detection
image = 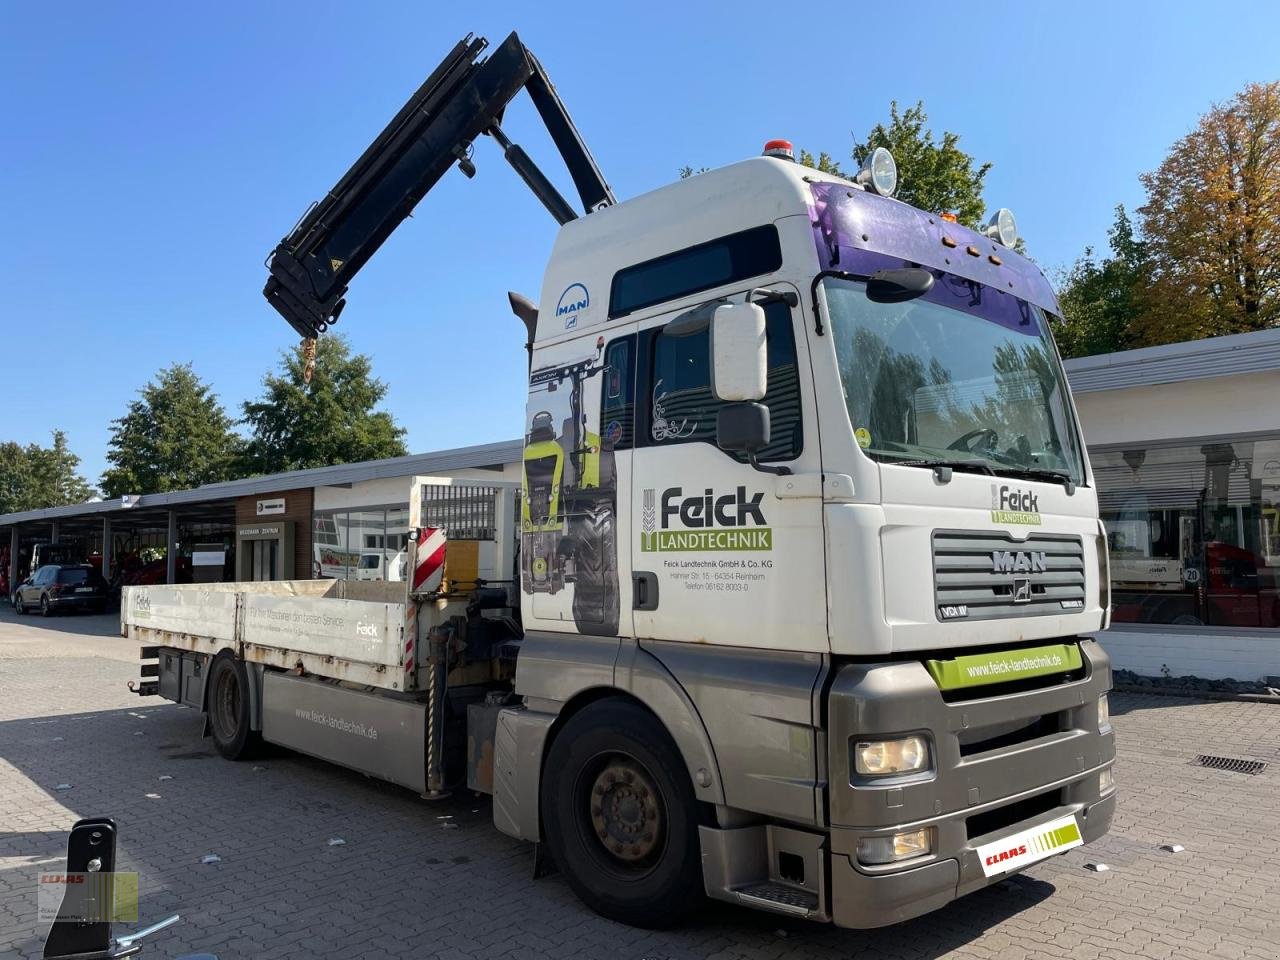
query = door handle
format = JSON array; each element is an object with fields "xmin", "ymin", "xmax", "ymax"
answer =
[{"xmin": 633, "ymin": 571, "xmax": 659, "ymax": 611}]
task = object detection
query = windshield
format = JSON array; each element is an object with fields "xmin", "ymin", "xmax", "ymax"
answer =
[{"xmin": 824, "ymin": 276, "xmax": 1085, "ymax": 484}]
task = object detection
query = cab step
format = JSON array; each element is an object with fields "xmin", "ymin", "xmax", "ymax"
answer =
[{"xmin": 733, "ymin": 881, "xmax": 820, "ymax": 918}]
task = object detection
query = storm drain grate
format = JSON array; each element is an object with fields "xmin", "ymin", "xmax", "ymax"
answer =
[{"xmin": 1192, "ymin": 755, "xmax": 1266, "ymax": 775}]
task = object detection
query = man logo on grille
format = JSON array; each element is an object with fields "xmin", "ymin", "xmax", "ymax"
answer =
[
  {"xmin": 992, "ymin": 550, "xmax": 1047, "ymax": 574},
  {"xmin": 1012, "ymin": 577, "xmax": 1033, "ymax": 603}
]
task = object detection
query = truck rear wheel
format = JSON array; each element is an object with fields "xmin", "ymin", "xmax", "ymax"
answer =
[
  {"xmin": 540, "ymin": 699, "xmax": 703, "ymax": 928},
  {"xmin": 206, "ymin": 653, "xmax": 261, "ymax": 761}
]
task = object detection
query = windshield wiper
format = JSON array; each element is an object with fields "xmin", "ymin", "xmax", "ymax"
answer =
[
  {"xmin": 988, "ymin": 464, "xmax": 1078, "ymax": 493},
  {"xmin": 880, "ymin": 456, "xmax": 996, "ymax": 482}
]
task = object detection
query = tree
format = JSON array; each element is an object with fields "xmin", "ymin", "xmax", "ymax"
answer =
[
  {"xmin": 685, "ymin": 101, "xmax": 994, "ymax": 229},
  {"xmin": 241, "ymin": 334, "xmax": 407, "ymax": 473},
  {"xmin": 1136, "ymin": 81, "xmax": 1280, "ymax": 344},
  {"xmin": 101, "ymin": 364, "xmax": 243, "ymax": 497},
  {"xmin": 0, "ymin": 431, "xmax": 95, "ymax": 514},
  {"xmin": 850, "ymin": 100, "xmax": 992, "ymax": 228},
  {"xmin": 1053, "ymin": 205, "xmax": 1151, "ymax": 358}
]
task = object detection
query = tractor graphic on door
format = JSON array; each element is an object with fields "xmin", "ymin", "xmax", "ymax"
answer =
[{"xmin": 521, "ymin": 336, "xmax": 619, "ymax": 637}]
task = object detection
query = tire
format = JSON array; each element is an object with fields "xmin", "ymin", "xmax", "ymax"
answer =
[
  {"xmin": 570, "ymin": 500, "xmax": 619, "ymax": 637},
  {"xmin": 14, "ymin": 594, "xmax": 25, "ymax": 615},
  {"xmin": 206, "ymin": 654, "xmax": 261, "ymax": 760},
  {"xmin": 40, "ymin": 594, "xmax": 52, "ymax": 617},
  {"xmin": 540, "ymin": 699, "xmax": 703, "ymax": 929}
]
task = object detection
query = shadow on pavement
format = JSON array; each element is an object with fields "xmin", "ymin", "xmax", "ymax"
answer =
[
  {"xmin": 0, "ymin": 604, "xmax": 121, "ymax": 638},
  {"xmin": 1, "ymin": 702, "xmax": 1057, "ymax": 960}
]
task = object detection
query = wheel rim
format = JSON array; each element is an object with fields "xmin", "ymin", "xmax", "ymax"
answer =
[
  {"xmin": 581, "ymin": 755, "xmax": 666, "ymax": 871},
  {"xmin": 41, "ymin": 597, "xmax": 48, "ymax": 614},
  {"xmin": 212, "ymin": 666, "xmax": 239, "ymax": 740}
]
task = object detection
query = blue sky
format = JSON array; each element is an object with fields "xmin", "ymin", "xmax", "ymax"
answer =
[{"xmin": 3, "ymin": 1, "xmax": 1277, "ymax": 485}]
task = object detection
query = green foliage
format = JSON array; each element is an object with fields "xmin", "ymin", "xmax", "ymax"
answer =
[
  {"xmin": 1053, "ymin": 206, "xmax": 1150, "ymax": 358},
  {"xmin": 241, "ymin": 335, "xmax": 407, "ymax": 474},
  {"xmin": 796, "ymin": 149, "xmax": 847, "ymax": 176},
  {"xmin": 101, "ymin": 364, "xmax": 243, "ymax": 497},
  {"xmin": 1136, "ymin": 80, "xmax": 1280, "ymax": 344},
  {"xmin": 851, "ymin": 100, "xmax": 992, "ymax": 228},
  {"xmin": 0, "ymin": 431, "xmax": 95, "ymax": 514},
  {"xmin": 685, "ymin": 101, "xmax": 994, "ymax": 231}
]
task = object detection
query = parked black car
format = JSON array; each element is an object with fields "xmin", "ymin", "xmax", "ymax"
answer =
[{"xmin": 12, "ymin": 564, "xmax": 109, "ymax": 616}]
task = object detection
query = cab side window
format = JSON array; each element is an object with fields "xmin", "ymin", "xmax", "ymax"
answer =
[
  {"xmin": 600, "ymin": 336, "xmax": 635, "ymax": 451},
  {"xmin": 645, "ymin": 300, "xmax": 802, "ymax": 461}
]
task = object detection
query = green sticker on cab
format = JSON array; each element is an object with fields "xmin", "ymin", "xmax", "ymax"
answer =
[{"xmin": 925, "ymin": 643, "xmax": 1082, "ymax": 691}]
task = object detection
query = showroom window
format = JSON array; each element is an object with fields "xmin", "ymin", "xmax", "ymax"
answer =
[
  {"xmin": 1093, "ymin": 436, "xmax": 1280, "ymax": 629},
  {"xmin": 312, "ymin": 504, "xmax": 410, "ymax": 581}
]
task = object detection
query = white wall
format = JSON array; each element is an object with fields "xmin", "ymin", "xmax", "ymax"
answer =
[
  {"xmin": 1074, "ymin": 371, "xmax": 1280, "ymax": 447},
  {"xmin": 314, "ymin": 465, "xmax": 521, "ymax": 511},
  {"xmin": 1097, "ymin": 627, "xmax": 1279, "ymax": 683}
]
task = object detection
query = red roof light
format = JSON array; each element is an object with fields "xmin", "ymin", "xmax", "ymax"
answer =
[{"xmin": 763, "ymin": 139, "xmax": 795, "ymax": 161}]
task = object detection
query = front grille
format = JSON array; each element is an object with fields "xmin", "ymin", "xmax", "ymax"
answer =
[
  {"xmin": 958, "ymin": 712, "xmax": 1064, "ymax": 757},
  {"xmin": 966, "ymin": 789, "xmax": 1061, "ymax": 841},
  {"xmin": 934, "ymin": 531, "xmax": 1085, "ymax": 622}
]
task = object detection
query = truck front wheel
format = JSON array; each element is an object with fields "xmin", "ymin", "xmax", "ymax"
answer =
[
  {"xmin": 540, "ymin": 699, "xmax": 703, "ymax": 928},
  {"xmin": 206, "ymin": 654, "xmax": 261, "ymax": 761}
]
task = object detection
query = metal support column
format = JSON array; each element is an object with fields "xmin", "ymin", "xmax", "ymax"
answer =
[
  {"xmin": 7, "ymin": 527, "xmax": 17, "ymax": 596},
  {"xmin": 102, "ymin": 517, "xmax": 112, "ymax": 581},
  {"xmin": 50, "ymin": 521, "xmax": 60, "ymax": 545},
  {"xmin": 166, "ymin": 511, "xmax": 177, "ymax": 585}
]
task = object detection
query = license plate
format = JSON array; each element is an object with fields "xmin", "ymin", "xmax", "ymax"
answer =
[
  {"xmin": 75, "ymin": 587, "xmax": 94, "ymax": 594},
  {"xmin": 976, "ymin": 814, "xmax": 1083, "ymax": 877}
]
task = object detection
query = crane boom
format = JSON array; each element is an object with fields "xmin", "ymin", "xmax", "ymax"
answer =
[{"xmin": 263, "ymin": 31, "xmax": 614, "ymax": 339}]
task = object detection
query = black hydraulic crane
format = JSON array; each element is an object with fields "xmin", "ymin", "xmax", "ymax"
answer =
[{"xmin": 263, "ymin": 32, "xmax": 615, "ymax": 341}]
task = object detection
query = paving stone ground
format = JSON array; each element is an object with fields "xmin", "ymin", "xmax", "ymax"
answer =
[{"xmin": 1, "ymin": 604, "xmax": 1277, "ymax": 959}]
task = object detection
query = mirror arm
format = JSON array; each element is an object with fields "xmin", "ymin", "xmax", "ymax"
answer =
[
  {"xmin": 746, "ymin": 287, "xmax": 799, "ymax": 308},
  {"xmin": 809, "ymin": 270, "xmax": 869, "ymax": 335},
  {"xmin": 747, "ymin": 452, "xmax": 791, "ymax": 476}
]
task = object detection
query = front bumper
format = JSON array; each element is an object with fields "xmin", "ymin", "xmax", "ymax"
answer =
[{"xmin": 826, "ymin": 638, "xmax": 1115, "ymax": 928}]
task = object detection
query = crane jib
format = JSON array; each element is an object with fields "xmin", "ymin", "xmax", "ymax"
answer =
[{"xmin": 262, "ymin": 31, "xmax": 614, "ymax": 340}]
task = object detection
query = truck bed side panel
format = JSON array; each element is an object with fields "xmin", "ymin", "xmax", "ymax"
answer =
[
  {"xmin": 123, "ymin": 585, "xmax": 237, "ymax": 642},
  {"xmin": 242, "ymin": 594, "xmax": 403, "ymax": 668}
]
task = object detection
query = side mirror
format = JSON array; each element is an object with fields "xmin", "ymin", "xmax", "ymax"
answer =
[
  {"xmin": 716, "ymin": 402, "xmax": 770, "ymax": 455},
  {"xmin": 710, "ymin": 302, "xmax": 767, "ymax": 402},
  {"xmin": 717, "ymin": 402, "xmax": 788, "ymax": 476},
  {"xmin": 865, "ymin": 267, "xmax": 935, "ymax": 304}
]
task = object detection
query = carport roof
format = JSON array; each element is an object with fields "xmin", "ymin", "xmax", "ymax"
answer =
[
  {"xmin": 1064, "ymin": 326, "xmax": 1280, "ymax": 393},
  {"xmin": 0, "ymin": 438, "xmax": 523, "ymax": 528}
]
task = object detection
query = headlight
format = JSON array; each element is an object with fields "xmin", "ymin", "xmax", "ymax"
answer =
[
  {"xmin": 854, "ymin": 735, "xmax": 930, "ymax": 776},
  {"xmin": 1099, "ymin": 767, "xmax": 1115, "ymax": 793},
  {"xmin": 857, "ymin": 828, "xmax": 933, "ymax": 865},
  {"xmin": 1097, "ymin": 694, "xmax": 1111, "ymax": 733}
]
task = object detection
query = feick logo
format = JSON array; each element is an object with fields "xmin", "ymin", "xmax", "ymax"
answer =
[
  {"xmin": 990, "ymin": 484, "xmax": 1042, "ymax": 525},
  {"xmin": 556, "ymin": 283, "xmax": 589, "ymax": 330},
  {"xmin": 641, "ymin": 486, "xmax": 771, "ymax": 552}
]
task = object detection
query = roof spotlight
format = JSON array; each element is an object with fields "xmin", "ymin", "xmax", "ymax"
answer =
[
  {"xmin": 984, "ymin": 208, "xmax": 1018, "ymax": 247},
  {"xmin": 856, "ymin": 147, "xmax": 897, "ymax": 197}
]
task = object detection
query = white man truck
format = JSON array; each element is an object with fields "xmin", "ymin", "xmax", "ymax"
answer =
[{"xmin": 124, "ymin": 32, "xmax": 1115, "ymax": 930}]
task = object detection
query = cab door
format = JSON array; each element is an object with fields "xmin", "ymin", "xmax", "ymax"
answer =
[
  {"xmin": 521, "ymin": 326, "xmax": 638, "ymax": 639},
  {"xmin": 629, "ymin": 288, "xmax": 827, "ymax": 652}
]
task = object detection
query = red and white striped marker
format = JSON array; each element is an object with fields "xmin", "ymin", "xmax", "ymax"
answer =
[{"xmin": 413, "ymin": 527, "xmax": 446, "ymax": 593}]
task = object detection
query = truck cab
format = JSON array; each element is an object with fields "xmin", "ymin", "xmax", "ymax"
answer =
[{"xmin": 501, "ymin": 151, "xmax": 1114, "ymax": 928}]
